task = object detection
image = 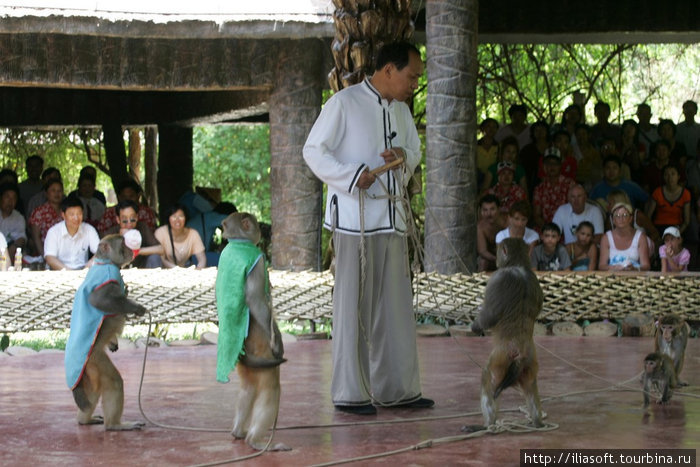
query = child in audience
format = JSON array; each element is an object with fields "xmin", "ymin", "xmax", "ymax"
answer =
[
  {"xmin": 495, "ymin": 200, "xmax": 539, "ymax": 255},
  {"xmin": 659, "ymin": 226, "xmax": 690, "ymax": 273},
  {"xmin": 487, "ymin": 161, "xmax": 527, "ymax": 213},
  {"xmin": 567, "ymin": 221, "xmax": 598, "ymax": 271},
  {"xmin": 531, "ymin": 222, "xmax": 571, "ymax": 271}
]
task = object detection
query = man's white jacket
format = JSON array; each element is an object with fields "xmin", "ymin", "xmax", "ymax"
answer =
[{"xmin": 303, "ymin": 79, "xmax": 421, "ymax": 236}]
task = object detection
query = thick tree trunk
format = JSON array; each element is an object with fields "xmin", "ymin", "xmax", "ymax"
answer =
[
  {"xmin": 144, "ymin": 126, "xmax": 158, "ymax": 211},
  {"xmin": 128, "ymin": 129, "xmax": 142, "ymax": 183},
  {"xmin": 269, "ymin": 39, "xmax": 325, "ymax": 270},
  {"xmin": 424, "ymin": 0, "xmax": 478, "ymax": 273},
  {"xmin": 102, "ymin": 123, "xmax": 129, "ymax": 193}
]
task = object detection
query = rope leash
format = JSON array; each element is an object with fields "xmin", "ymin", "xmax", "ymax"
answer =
[{"xmin": 136, "ymin": 311, "xmax": 278, "ymax": 466}]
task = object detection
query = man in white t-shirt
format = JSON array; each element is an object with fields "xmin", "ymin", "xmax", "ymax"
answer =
[
  {"xmin": 44, "ymin": 196, "xmax": 100, "ymax": 270},
  {"xmin": 552, "ymin": 184, "xmax": 604, "ymax": 245}
]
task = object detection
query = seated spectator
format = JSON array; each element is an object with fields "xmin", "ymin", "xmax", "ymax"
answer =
[
  {"xmin": 476, "ymin": 118, "xmax": 499, "ymax": 184},
  {"xmin": 598, "ymin": 202, "xmax": 650, "ymax": 271},
  {"xmin": 655, "ymin": 119, "xmax": 687, "ymax": 167},
  {"xmin": 530, "ymin": 222, "xmax": 571, "ymax": 271},
  {"xmin": 495, "ymin": 200, "xmax": 539, "ymax": 255},
  {"xmin": 537, "ymin": 130, "xmax": 577, "ymax": 181},
  {"xmin": 567, "ymin": 221, "xmax": 598, "ymax": 271},
  {"xmin": 643, "ymin": 140, "xmax": 686, "ymax": 194},
  {"xmin": 519, "ymin": 120, "xmax": 549, "ymax": 199},
  {"xmin": 598, "ymin": 136, "xmax": 632, "ymax": 180},
  {"xmin": 0, "ymin": 183, "xmax": 26, "ymax": 267},
  {"xmin": 44, "ymin": 196, "xmax": 100, "ymax": 270},
  {"xmin": 646, "ymin": 164, "xmax": 691, "ymax": 236},
  {"xmin": 495, "ymin": 103, "xmax": 531, "ymax": 150},
  {"xmin": 620, "ymin": 119, "xmax": 646, "ymax": 184},
  {"xmin": 487, "ymin": 161, "xmax": 527, "ymax": 213},
  {"xmin": 552, "ymin": 184, "xmax": 604, "ymax": 245},
  {"xmin": 153, "ymin": 204, "xmax": 206, "ymax": 269},
  {"xmin": 102, "ymin": 199, "xmax": 159, "ymax": 268},
  {"xmin": 574, "ymin": 123, "xmax": 602, "ymax": 191},
  {"xmin": 74, "ymin": 173, "xmax": 105, "ymax": 227},
  {"xmin": 589, "ymin": 156, "xmax": 648, "ymax": 210},
  {"xmin": 18, "ymin": 154, "xmax": 43, "ymax": 215},
  {"xmin": 480, "ymin": 136, "xmax": 527, "ymax": 194},
  {"xmin": 26, "ymin": 167, "xmax": 62, "ymax": 218},
  {"xmin": 97, "ymin": 179, "xmax": 158, "ymax": 237},
  {"xmin": 68, "ymin": 166, "xmax": 107, "ymax": 204},
  {"xmin": 476, "ymin": 194, "xmax": 506, "ymax": 272},
  {"xmin": 555, "ymin": 104, "xmax": 584, "ymax": 159},
  {"xmin": 28, "ymin": 178, "xmax": 64, "ymax": 257},
  {"xmin": 659, "ymin": 226, "xmax": 690, "ymax": 273},
  {"xmin": 532, "ymin": 147, "xmax": 576, "ymax": 230},
  {"xmin": 605, "ymin": 189, "xmax": 660, "ymax": 252}
]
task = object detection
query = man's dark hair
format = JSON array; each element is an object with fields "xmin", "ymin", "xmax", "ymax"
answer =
[
  {"xmin": 657, "ymin": 119, "xmax": 676, "ymax": 136},
  {"xmin": 374, "ymin": 42, "xmax": 420, "ymax": 72},
  {"xmin": 594, "ymin": 101, "xmax": 611, "ymax": 112},
  {"xmin": 115, "ymin": 199, "xmax": 139, "ymax": 216},
  {"xmin": 529, "ymin": 120, "xmax": 549, "ymax": 140},
  {"xmin": 26, "ymin": 154, "xmax": 43, "ymax": 166},
  {"xmin": 602, "ymin": 155, "xmax": 623, "ymax": 168},
  {"xmin": 479, "ymin": 194, "xmax": 500, "ymax": 208},
  {"xmin": 541, "ymin": 222, "xmax": 561, "ymax": 236},
  {"xmin": 508, "ymin": 104, "xmax": 527, "ymax": 117},
  {"xmin": 0, "ymin": 168, "xmax": 18, "ymax": 184},
  {"xmin": 61, "ymin": 195, "xmax": 84, "ymax": 213},
  {"xmin": 0, "ymin": 182, "xmax": 20, "ymax": 199},
  {"xmin": 41, "ymin": 167, "xmax": 61, "ymax": 181},
  {"xmin": 117, "ymin": 178, "xmax": 143, "ymax": 195}
]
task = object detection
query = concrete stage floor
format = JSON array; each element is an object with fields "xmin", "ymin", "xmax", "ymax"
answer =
[{"xmin": 1, "ymin": 336, "xmax": 699, "ymax": 466}]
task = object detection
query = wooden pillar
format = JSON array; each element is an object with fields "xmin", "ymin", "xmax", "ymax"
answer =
[
  {"xmin": 424, "ymin": 0, "xmax": 479, "ymax": 274},
  {"xmin": 144, "ymin": 126, "xmax": 159, "ymax": 212},
  {"xmin": 269, "ymin": 39, "xmax": 325, "ymax": 271},
  {"xmin": 157, "ymin": 125, "xmax": 192, "ymax": 224}
]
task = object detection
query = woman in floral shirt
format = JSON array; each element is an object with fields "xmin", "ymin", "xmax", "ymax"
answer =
[{"xmin": 29, "ymin": 179, "xmax": 64, "ymax": 256}]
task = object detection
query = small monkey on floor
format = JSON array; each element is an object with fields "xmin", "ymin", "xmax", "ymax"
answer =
[
  {"xmin": 463, "ymin": 237, "xmax": 544, "ymax": 432},
  {"xmin": 654, "ymin": 314, "xmax": 688, "ymax": 386},
  {"xmin": 215, "ymin": 212, "xmax": 289, "ymax": 451},
  {"xmin": 64, "ymin": 234, "xmax": 146, "ymax": 431},
  {"xmin": 641, "ymin": 352, "xmax": 677, "ymax": 409}
]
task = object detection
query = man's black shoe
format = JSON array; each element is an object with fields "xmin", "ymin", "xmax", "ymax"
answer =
[
  {"xmin": 389, "ymin": 397, "xmax": 435, "ymax": 409},
  {"xmin": 334, "ymin": 404, "xmax": 377, "ymax": 415}
]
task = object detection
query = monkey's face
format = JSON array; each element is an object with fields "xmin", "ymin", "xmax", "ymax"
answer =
[
  {"xmin": 661, "ymin": 325, "xmax": 675, "ymax": 342},
  {"xmin": 644, "ymin": 359, "xmax": 658, "ymax": 374}
]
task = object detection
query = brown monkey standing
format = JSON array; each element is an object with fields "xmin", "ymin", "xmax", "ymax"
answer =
[
  {"xmin": 654, "ymin": 314, "xmax": 688, "ymax": 386},
  {"xmin": 215, "ymin": 212, "xmax": 289, "ymax": 451},
  {"xmin": 64, "ymin": 234, "xmax": 146, "ymax": 430},
  {"xmin": 462, "ymin": 237, "xmax": 544, "ymax": 432},
  {"xmin": 641, "ymin": 352, "xmax": 677, "ymax": 409}
]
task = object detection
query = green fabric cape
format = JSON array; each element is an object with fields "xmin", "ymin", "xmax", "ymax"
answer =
[{"xmin": 215, "ymin": 239, "xmax": 267, "ymax": 383}]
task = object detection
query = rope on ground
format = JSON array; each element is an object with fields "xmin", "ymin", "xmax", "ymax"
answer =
[
  {"xmin": 135, "ymin": 311, "xmax": 279, "ymax": 466},
  {"xmin": 309, "ymin": 418, "xmax": 559, "ymax": 467}
]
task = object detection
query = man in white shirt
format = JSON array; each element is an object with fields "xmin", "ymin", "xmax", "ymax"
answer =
[
  {"xmin": 44, "ymin": 196, "xmax": 99, "ymax": 270},
  {"xmin": 304, "ymin": 42, "xmax": 432, "ymax": 415},
  {"xmin": 552, "ymin": 184, "xmax": 604, "ymax": 245}
]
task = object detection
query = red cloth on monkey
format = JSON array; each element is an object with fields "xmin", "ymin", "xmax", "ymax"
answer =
[
  {"xmin": 214, "ymin": 239, "xmax": 267, "ymax": 383},
  {"xmin": 64, "ymin": 260, "xmax": 125, "ymax": 389}
]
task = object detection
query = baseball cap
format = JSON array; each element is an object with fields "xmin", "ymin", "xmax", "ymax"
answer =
[
  {"xmin": 497, "ymin": 161, "xmax": 515, "ymax": 174},
  {"xmin": 663, "ymin": 226, "xmax": 681, "ymax": 239},
  {"xmin": 543, "ymin": 147, "xmax": 561, "ymax": 161}
]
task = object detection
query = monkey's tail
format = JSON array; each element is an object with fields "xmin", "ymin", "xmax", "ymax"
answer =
[
  {"xmin": 72, "ymin": 385, "xmax": 91, "ymax": 411},
  {"xmin": 494, "ymin": 360, "xmax": 521, "ymax": 398}
]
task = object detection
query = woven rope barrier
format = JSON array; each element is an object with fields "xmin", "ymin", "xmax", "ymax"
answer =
[{"xmin": 1, "ymin": 269, "xmax": 699, "ymax": 334}]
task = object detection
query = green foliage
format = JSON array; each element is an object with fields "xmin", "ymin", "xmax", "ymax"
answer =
[
  {"xmin": 476, "ymin": 43, "xmax": 700, "ymax": 125},
  {"xmin": 193, "ymin": 124, "xmax": 271, "ymax": 223},
  {"xmin": 0, "ymin": 129, "xmax": 112, "ymax": 197}
]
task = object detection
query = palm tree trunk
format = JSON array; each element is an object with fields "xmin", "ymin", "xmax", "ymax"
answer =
[{"xmin": 424, "ymin": 0, "xmax": 478, "ymax": 273}]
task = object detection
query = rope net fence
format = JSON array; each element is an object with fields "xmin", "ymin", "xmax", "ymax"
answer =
[{"xmin": 1, "ymin": 268, "xmax": 699, "ymax": 334}]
